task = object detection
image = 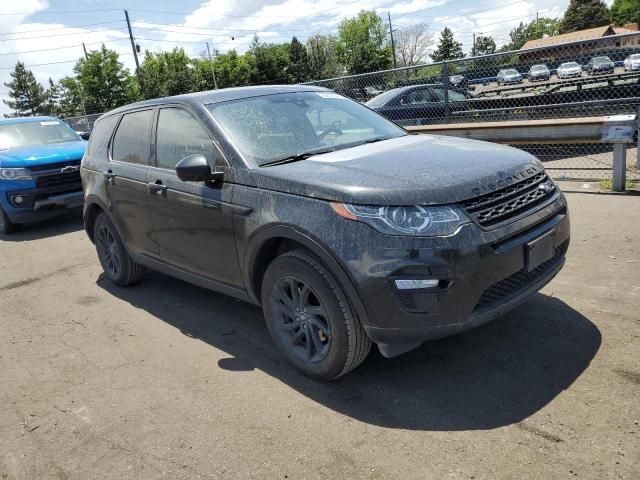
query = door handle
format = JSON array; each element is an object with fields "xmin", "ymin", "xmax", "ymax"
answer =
[
  {"xmin": 103, "ymin": 171, "xmax": 116, "ymax": 183},
  {"xmin": 148, "ymin": 181, "xmax": 167, "ymax": 195}
]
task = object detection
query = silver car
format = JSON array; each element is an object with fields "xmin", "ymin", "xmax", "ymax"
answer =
[
  {"xmin": 557, "ymin": 62, "xmax": 582, "ymax": 79},
  {"xmin": 624, "ymin": 53, "xmax": 640, "ymax": 71},
  {"xmin": 496, "ymin": 69, "xmax": 523, "ymax": 85}
]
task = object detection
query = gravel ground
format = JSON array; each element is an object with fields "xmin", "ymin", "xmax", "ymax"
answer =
[{"xmin": 0, "ymin": 192, "xmax": 638, "ymax": 480}]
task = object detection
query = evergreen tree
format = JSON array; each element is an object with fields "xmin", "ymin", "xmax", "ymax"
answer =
[
  {"xmin": 559, "ymin": 0, "xmax": 611, "ymax": 34},
  {"xmin": 2, "ymin": 62, "xmax": 48, "ymax": 117},
  {"xmin": 474, "ymin": 35, "xmax": 496, "ymax": 56},
  {"xmin": 431, "ymin": 27, "xmax": 464, "ymax": 62},
  {"xmin": 44, "ymin": 78, "xmax": 63, "ymax": 116},
  {"xmin": 611, "ymin": 0, "xmax": 640, "ymax": 26},
  {"xmin": 288, "ymin": 36, "xmax": 310, "ymax": 83}
]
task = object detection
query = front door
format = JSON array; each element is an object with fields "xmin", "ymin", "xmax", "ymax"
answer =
[
  {"xmin": 146, "ymin": 107, "xmax": 243, "ymax": 288},
  {"xmin": 106, "ymin": 109, "xmax": 158, "ymax": 258}
]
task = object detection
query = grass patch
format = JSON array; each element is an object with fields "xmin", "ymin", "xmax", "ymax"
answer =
[{"xmin": 598, "ymin": 178, "xmax": 640, "ymax": 191}]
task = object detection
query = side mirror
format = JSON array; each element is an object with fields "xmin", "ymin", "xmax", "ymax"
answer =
[
  {"xmin": 78, "ymin": 131, "xmax": 91, "ymax": 141},
  {"xmin": 175, "ymin": 154, "xmax": 223, "ymax": 183}
]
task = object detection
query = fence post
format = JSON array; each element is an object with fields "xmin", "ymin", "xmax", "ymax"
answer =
[
  {"xmin": 613, "ymin": 143, "xmax": 627, "ymax": 192},
  {"xmin": 442, "ymin": 61, "xmax": 450, "ymax": 123}
]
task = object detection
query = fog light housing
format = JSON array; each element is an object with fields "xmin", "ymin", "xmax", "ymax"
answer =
[
  {"xmin": 394, "ymin": 279, "xmax": 439, "ymax": 290},
  {"xmin": 13, "ymin": 195, "xmax": 24, "ymax": 205}
]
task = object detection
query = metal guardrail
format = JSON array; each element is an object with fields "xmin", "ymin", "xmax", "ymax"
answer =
[{"xmin": 407, "ymin": 114, "xmax": 637, "ymax": 192}]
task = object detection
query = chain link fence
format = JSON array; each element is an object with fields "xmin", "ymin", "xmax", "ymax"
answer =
[
  {"xmin": 305, "ymin": 32, "xmax": 640, "ymax": 184},
  {"xmin": 63, "ymin": 32, "xmax": 640, "ymax": 185}
]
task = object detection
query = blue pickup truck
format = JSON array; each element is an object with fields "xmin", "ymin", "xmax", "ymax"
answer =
[{"xmin": 0, "ymin": 116, "xmax": 87, "ymax": 234}]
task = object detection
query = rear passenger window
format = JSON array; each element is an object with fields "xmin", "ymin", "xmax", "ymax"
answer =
[
  {"xmin": 111, "ymin": 110, "xmax": 154, "ymax": 165},
  {"xmin": 86, "ymin": 115, "xmax": 119, "ymax": 158},
  {"xmin": 156, "ymin": 108, "xmax": 215, "ymax": 170}
]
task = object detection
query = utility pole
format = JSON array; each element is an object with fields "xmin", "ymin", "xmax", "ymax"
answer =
[
  {"xmin": 388, "ymin": 12, "xmax": 397, "ymax": 69},
  {"xmin": 124, "ymin": 10, "xmax": 140, "ymax": 71},
  {"xmin": 82, "ymin": 43, "xmax": 88, "ymax": 60},
  {"xmin": 206, "ymin": 42, "xmax": 218, "ymax": 90},
  {"xmin": 472, "ymin": 32, "xmax": 476, "ymax": 57}
]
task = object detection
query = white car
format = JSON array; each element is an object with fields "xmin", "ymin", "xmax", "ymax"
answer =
[
  {"xmin": 624, "ymin": 53, "xmax": 640, "ymax": 71},
  {"xmin": 557, "ymin": 62, "xmax": 583, "ymax": 79}
]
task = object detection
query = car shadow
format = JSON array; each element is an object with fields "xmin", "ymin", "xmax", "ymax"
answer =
[
  {"xmin": 98, "ymin": 271, "xmax": 601, "ymax": 431},
  {"xmin": 0, "ymin": 211, "xmax": 83, "ymax": 241}
]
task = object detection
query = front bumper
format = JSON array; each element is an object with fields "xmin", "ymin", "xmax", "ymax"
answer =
[
  {"xmin": 1, "ymin": 184, "xmax": 84, "ymax": 224},
  {"xmin": 343, "ymin": 192, "xmax": 570, "ymax": 356}
]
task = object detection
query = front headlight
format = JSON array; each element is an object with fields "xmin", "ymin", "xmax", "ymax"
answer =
[
  {"xmin": 331, "ymin": 203, "xmax": 470, "ymax": 236},
  {"xmin": 0, "ymin": 168, "xmax": 32, "ymax": 181}
]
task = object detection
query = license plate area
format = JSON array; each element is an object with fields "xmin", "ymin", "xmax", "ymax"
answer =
[{"xmin": 525, "ymin": 229, "xmax": 555, "ymax": 272}]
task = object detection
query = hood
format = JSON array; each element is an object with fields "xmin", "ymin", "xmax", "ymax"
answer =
[
  {"xmin": 240, "ymin": 135, "xmax": 543, "ymax": 205},
  {"xmin": 0, "ymin": 140, "xmax": 86, "ymax": 168}
]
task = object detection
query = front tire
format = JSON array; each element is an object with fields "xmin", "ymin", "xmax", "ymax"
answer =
[
  {"xmin": 0, "ymin": 205, "xmax": 18, "ymax": 235},
  {"xmin": 262, "ymin": 250, "xmax": 371, "ymax": 380},
  {"xmin": 94, "ymin": 213, "xmax": 145, "ymax": 286}
]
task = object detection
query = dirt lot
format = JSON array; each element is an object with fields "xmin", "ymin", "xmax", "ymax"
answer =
[{"xmin": 1, "ymin": 192, "xmax": 638, "ymax": 480}]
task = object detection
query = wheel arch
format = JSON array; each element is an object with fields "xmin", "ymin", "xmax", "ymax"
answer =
[{"xmin": 244, "ymin": 225, "xmax": 371, "ymax": 329}]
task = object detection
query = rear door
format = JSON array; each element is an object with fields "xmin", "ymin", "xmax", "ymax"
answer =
[
  {"xmin": 106, "ymin": 109, "xmax": 158, "ymax": 258},
  {"xmin": 146, "ymin": 106, "xmax": 243, "ymax": 288}
]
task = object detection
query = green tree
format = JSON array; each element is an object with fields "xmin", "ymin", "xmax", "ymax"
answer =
[
  {"xmin": 58, "ymin": 77, "xmax": 86, "ymax": 118},
  {"xmin": 73, "ymin": 45, "xmax": 138, "ymax": 111},
  {"xmin": 248, "ymin": 35, "xmax": 291, "ymax": 85},
  {"xmin": 559, "ymin": 0, "xmax": 611, "ymax": 34},
  {"xmin": 502, "ymin": 18, "xmax": 561, "ymax": 50},
  {"xmin": 2, "ymin": 62, "xmax": 47, "ymax": 117},
  {"xmin": 336, "ymin": 10, "xmax": 392, "ymax": 74},
  {"xmin": 306, "ymin": 34, "xmax": 343, "ymax": 80},
  {"xmin": 474, "ymin": 35, "xmax": 496, "ymax": 56},
  {"xmin": 431, "ymin": 27, "xmax": 464, "ymax": 62},
  {"xmin": 193, "ymin": 50, "xmax": 253, "ymax": 90},
  {"xmin": 44, "ymin": 78, "xmax": 63, "ymax": 116},
  {"xmin": 611, "ymin": 0, "xmax": 640, "ymax": 26},
  {"xmin": 138, "ymin": 48, "xmax": 195, "ymax": 99},
  {"xmin": 288, "ymin": 36, "xmax": 310, "ymax": 83}
]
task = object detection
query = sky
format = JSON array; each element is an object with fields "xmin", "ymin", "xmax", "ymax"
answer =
[{"xmin": 0, "ymin": 0, "xmax": 614, "ymax": 115}]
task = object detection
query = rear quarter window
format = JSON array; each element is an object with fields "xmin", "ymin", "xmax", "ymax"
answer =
[
  {"xmin": 85, "ymin": 115, "xmax": 119, "ymax": 159},
  {"xmin": 111, "ymin": 110, "xmax": 154, "ymax": 165}
]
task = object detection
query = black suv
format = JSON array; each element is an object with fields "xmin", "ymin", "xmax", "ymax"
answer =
[{"xmin": 81, "ymin": 85, "xmax": 570, "ymax": 379}]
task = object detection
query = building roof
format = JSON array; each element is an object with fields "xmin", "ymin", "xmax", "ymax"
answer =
[{"xmin": 521, "ymin": 25, "xmax": 616, "ymax": 50}]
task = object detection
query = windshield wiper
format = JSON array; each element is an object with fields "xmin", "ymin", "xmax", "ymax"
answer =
[
  {"xmin": 261, "ymin": 147, "xmax": 337, "ymax": 167},
  {"xmin": 347, "ymin": 135, "xmax": 396, "ymax": 148}
]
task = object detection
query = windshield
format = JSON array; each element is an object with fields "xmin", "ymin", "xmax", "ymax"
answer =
[
  {"xmin": 630, "ymin": 54, "xmax": 640, "ymax": 60},
  {"xmin": 562, "ymin": 62, "xmax": 580, "ymax": 68},
  {"xmin": 503, "ymin": 69, "xmax": 519, "ymax": 75},
  {"xmin": 365, "ymin": 88, "xmax": 402, "ymax": 108},
  {"xmin": 0, "ymin": 119, "xmax": 79, "ymax": 150},
  {"xmin": 593, "ymin": 57, "xmax": 611, "ymax": 64},
  {"xmin": 208, "ymin": 91, "xmax": 406, "ymax": 166},
  {"xmin": 531, "ymin": 65, "xmax": 547, "ymax": 71}
]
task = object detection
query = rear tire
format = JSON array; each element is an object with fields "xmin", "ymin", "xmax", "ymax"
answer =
[
  {"xmin": 262, "ymin": 250, "xmax": 371, "ymax": 380},
  {"xmin": 0, "ymin": 205, "xmax": 18, "ymax": 235},
  {"xmin": 94, "ymin": 212, "xmax": 145, "ymax": 286}
]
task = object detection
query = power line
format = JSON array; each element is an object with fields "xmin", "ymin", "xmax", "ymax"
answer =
[
  {"xmin": 0, "ymin": 53, "xmax": 132, "ymax": 70},
  {"xmin": 0, "ymin": 38, "xmax": 131, "ymax": 57},
  {"xmin": 0, "ymin": 27, "xmax": 129, "ymax": 42},
  {"xmin": 0, "ymin": 20, "xmax": 125, "ymax": 37}
]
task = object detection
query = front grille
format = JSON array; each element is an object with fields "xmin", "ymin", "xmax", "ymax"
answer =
[
  {"xmin": 463, "ymin": 172, "xmax": 555, "ymax": 228},
  {"xmin": 30, "ymin": 160, "xmax": 82, "ymax": 190},
  {"xmin": 473, "ymin": 247, "xmax": 564, "ymax": 313}
]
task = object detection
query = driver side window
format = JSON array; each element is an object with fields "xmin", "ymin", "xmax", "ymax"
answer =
[
  {"xmin": 155, "ymin": 108, "xmax": 218, "ymax": 170},
  {"xmin": 400, "ymin": 89, "xmax": 433, "ymax": 105}
]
